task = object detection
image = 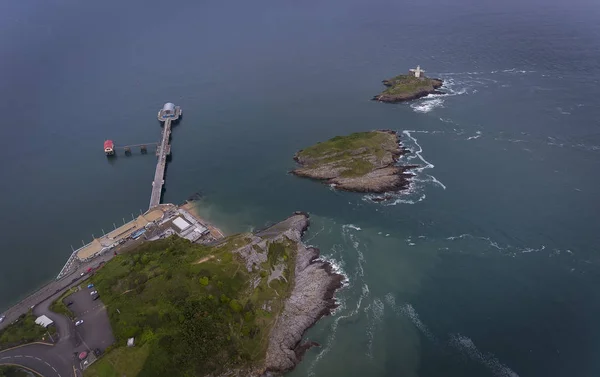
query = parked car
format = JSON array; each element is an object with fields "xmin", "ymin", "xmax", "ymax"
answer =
[
  {"xmin": 75, "ymin": 319, "xmax": 84, "ymax": 326},
  {"xmin": 66, "ymin": 301, "xmax": 74, "ymax": 306},
  {"xmin": 93, "ymin": 295, "xmax": 100, "ymax": 301},
  {"xmin": 87, "ymin": 283, "xmax": 94, "ymax": 289},
  {"xmin": 90, "ymin": 290, "xmax": 98, "ymax": 296},
  {"xmin": 0, "ymin": 314, "xmax": 5, "ymax": 323},
  {"xmin": 78, "ymin": 351, "xmax": 88, "ymax": 360}
]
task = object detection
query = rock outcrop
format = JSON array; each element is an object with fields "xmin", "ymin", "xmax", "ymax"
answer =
[
  {"xmin": 292, "ymin": 130, "xmax": 415, "ymax": 193},
  {"xmin": 372, "ymin": 74, "xmax": 443, "ymax": 103},
  {"xmin": 263, "ymin": 213, "xmax": 344, "ymax": 373}
]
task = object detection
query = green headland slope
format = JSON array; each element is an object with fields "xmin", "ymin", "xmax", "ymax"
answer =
[{"xmin": 84, "ymin": 213, "xmax": 342, "ymax": 377}]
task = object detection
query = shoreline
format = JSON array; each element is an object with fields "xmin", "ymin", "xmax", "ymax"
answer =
[
  {"xmin": 263, "ymin": 213, "xmax": 345, "ymax": 374},
  {"xmin": 180, "ymin": 200, "xmax": 226, "ymax": 240}
]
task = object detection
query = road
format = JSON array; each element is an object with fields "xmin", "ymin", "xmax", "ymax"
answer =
[
  {"xmin": 0, "ymin": 233, "xmax": 145, "ymax": 331},
  {"xmin": 0, "ymin": 347, "xmax": 64, "ymax": 377},
  {"xmin": 0, "ymin": 336, "xmax": 76, "ymax": 377},
  {"xmin": 0, "ymin": 284, "xmax": 116, "ymax": 376}
]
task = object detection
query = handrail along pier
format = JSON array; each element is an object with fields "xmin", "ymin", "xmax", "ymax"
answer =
[{"xmin": 149, "ymin": 103, "xmax": 182, "ymax": 209}]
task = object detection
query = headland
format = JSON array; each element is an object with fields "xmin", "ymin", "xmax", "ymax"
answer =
[{"xmin": 81, "ymin": 212, "xmax": 343, "ymax": 376}]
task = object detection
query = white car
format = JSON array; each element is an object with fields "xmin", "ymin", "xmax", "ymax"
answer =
[
  {"xmin": 90, "ymin": 290, "xmax": 98, "ymax": 296},
  {"xmin": 0, "ymin": 314, "xmax": 5, "ymax": 323},
  {"xmin": 75, "ymin": 319, "xmax": 84, "ymax": 326}
]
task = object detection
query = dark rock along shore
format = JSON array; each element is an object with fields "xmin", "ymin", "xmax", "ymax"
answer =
[{"xmin": 262, "ymin": 212, "xmax": 345, "ymax": 374}]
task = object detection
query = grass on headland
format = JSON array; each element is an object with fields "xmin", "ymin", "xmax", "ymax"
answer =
[
  {"xmin": 83, "ymin": 343, "xmax": 151, "ymax": 377},
  {"xmin": 0, "ymin": 312, "xmax": 56, "ymax": 350},
  {"xmin": 84, "ymin": 234, "xmax": 297, "ymax": 377}
]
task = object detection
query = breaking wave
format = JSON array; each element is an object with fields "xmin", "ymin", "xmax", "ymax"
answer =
[
  {"xmin": 450, "ymin": 334, "xmax": 520, "ymax": 377},
  {"xmin": 363, "ymin": 130, "xmax": 445, "ymax": 206},
  {"xmin": 385, "ymin": 294, "xmax": 437, "ymax": 342},
  {"xmin": 410, "ymin": 78, "xmax": 468, "ymax": 113}
]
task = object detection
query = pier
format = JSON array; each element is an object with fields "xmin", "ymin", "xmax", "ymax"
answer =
[{"xmin": 149, "ymin": 103, "xmax": 182, "ymax": 209}]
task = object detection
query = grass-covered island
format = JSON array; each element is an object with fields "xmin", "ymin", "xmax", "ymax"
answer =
[
  {"xmin": 85, "ymin": 213, "xmax": 343, "ymax": 377},
  {"xmin": 372, "ymin": 73, "xmax": 443, "ymax": 103},
  {"xmin": 292, "ymin": 130, "xmax": 414, "ymax": 193}
]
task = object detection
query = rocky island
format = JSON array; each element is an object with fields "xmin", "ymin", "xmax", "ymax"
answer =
[
  {"xmin": 372, "ymin": 66, "xmax": 443, "ymax": 103},
  {"xmin": 83, "ymin": 212, "xmax": 344, "ymax": 377},
  {"xmin": 292, "ymin": 130, "xmax": 414, "ymax": 193}
]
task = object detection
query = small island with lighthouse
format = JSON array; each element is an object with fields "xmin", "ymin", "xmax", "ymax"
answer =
[{"xmin": 372, "ymin": 65, "xmax": 443, "ymax": 103}]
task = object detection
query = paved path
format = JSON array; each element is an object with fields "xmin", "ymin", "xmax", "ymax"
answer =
[
  {"xmin": 0, "ymin": 229, "xmax": 154, "ymax": 331},
  {"xmin": 149, "ymin": 118, "xmax": 172, "ymax": 209},
  {"xmin": 0, "ymin": 298, "xmax": 78, "ymax": 377}
]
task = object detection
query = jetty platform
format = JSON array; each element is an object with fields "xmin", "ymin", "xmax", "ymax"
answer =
[{"xmin": 149, "ymin": 103, "xmax": 182, "ymax": 209}]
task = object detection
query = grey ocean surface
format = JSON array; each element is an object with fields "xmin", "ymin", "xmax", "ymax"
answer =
[{"xmin": 1, "ymin": 0, "xmax": 600, "ymax": 376}]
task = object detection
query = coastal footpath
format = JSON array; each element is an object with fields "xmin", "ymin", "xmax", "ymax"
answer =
[
  {"xmin": 83, "ymin": 212, "xmax": 343, "ymax": 377},
  {"xmin": 372, "ymin": 74, "xmax": 443, "ymax": 103},
  {"xmin": 292, "ymin": 130, "xmax": 414, "ymax": 193}
]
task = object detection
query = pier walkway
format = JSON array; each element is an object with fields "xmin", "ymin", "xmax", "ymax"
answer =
[
  {"xmin": 149, "ymin": 102, "xmax": 181, "ymax": 209},
  {"xmin": 149, "ymin": 118, "xmax": 172, "ymax": 208}
]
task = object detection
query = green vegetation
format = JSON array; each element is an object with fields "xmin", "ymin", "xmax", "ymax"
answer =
[
  {"xmin": 83, "ymin": 343, "xmax": 151, "ymax": 377},
  {"xmin": 381, "ymin": 74, "xmax": 439, "ymax": 95},
  {"xmin": 296, "ymin": 131, "xmax": 398, "ymax": 178},
  {"xmin": 0, "ymin": 312, "xmax": 56, "ymax": 350},
  {"xmin": 49, "ymin": 288, "xmax": 76, "ymax": 319},
  {"xmin": 84, "ymin": 234, "xmax": 297, "ymax": 377},
  {"xmin": 0, "ymin": 366, "xmax": 30, "ymax": 377}
]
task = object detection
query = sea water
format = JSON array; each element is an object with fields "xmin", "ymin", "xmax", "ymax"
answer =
[{"xmin": 1, "ymin": 0, "xmax": 600, "ymax": 376}]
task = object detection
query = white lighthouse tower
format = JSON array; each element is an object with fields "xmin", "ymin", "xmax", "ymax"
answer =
[{"xmin": 409, "ymin": 65, "xmax": 425, "ymax": 78}]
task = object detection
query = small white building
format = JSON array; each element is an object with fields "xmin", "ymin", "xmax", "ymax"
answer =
[
  {"xmin": 409, "ymin": 65, "xmax": 425, "ymax": 78},
  {"xmin": 172, "ymin": 217, "xmax": 192, "ymax": 232},
  {"xmin": 35, "ymin": 315, "xmax": 54, "ymax": 328}
]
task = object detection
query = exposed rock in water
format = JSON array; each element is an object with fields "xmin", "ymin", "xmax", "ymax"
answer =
[
  {"xmin": 291, "ymin": 130, "xmax": 415, "ymax": 193},
  {"xmin": 372, "ymin": 74, "xmax": 443, "ymax": 103}
]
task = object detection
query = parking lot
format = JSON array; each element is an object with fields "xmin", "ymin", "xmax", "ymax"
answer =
[{"xmin": 66, "ymin": 287, "xmax": 115, "ymax": 359}]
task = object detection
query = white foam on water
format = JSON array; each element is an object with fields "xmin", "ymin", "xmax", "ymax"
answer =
[
  {"xmin": 403, "ymin": 130, "xmax": 446, "ymax": 190},
  {"xmin": 386, "ymin": 193, "xmax": 427, "ymax": 206},
  {"xmin": 446, "ymin": 233, "xmax": 472, "ymax": 240},
  {"xmin": 520, "ymin": 245, "xmax": 546, "ymax": 253},
  {"xmin": 384, "ymin": 295, "xmax": 437, "ymax": 342},
  {"xmin": 411, "ymin": 97, "xmax": 445, "ymax": 113},
  {"xmin": 467, "ymin": 131, "xmax": 482, "ymax": 140},
  {"xmin": 317, "ymin": 255, "xmax": 350, "ymax": 289},
  {"xmin": 341, "ymin": 225, "xmax": 366, "ymax": 278},
  {"xmin": 409, "ymin": 77, "xmax": 470, "ymax": 114},
  {"xmin": 450, "ymin": 334, "xmax": 520, "ymax": 377},
  {"xmin": 365, "ymin": 297, "xmax": 385, "ymax": 359},
  {"xmin": 345, "ymin": 224, "xmax": 362, "ymax": 231},
  {"xmin": 308, "ymin": 283, "xmax": 371, "ymax": 376}
]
